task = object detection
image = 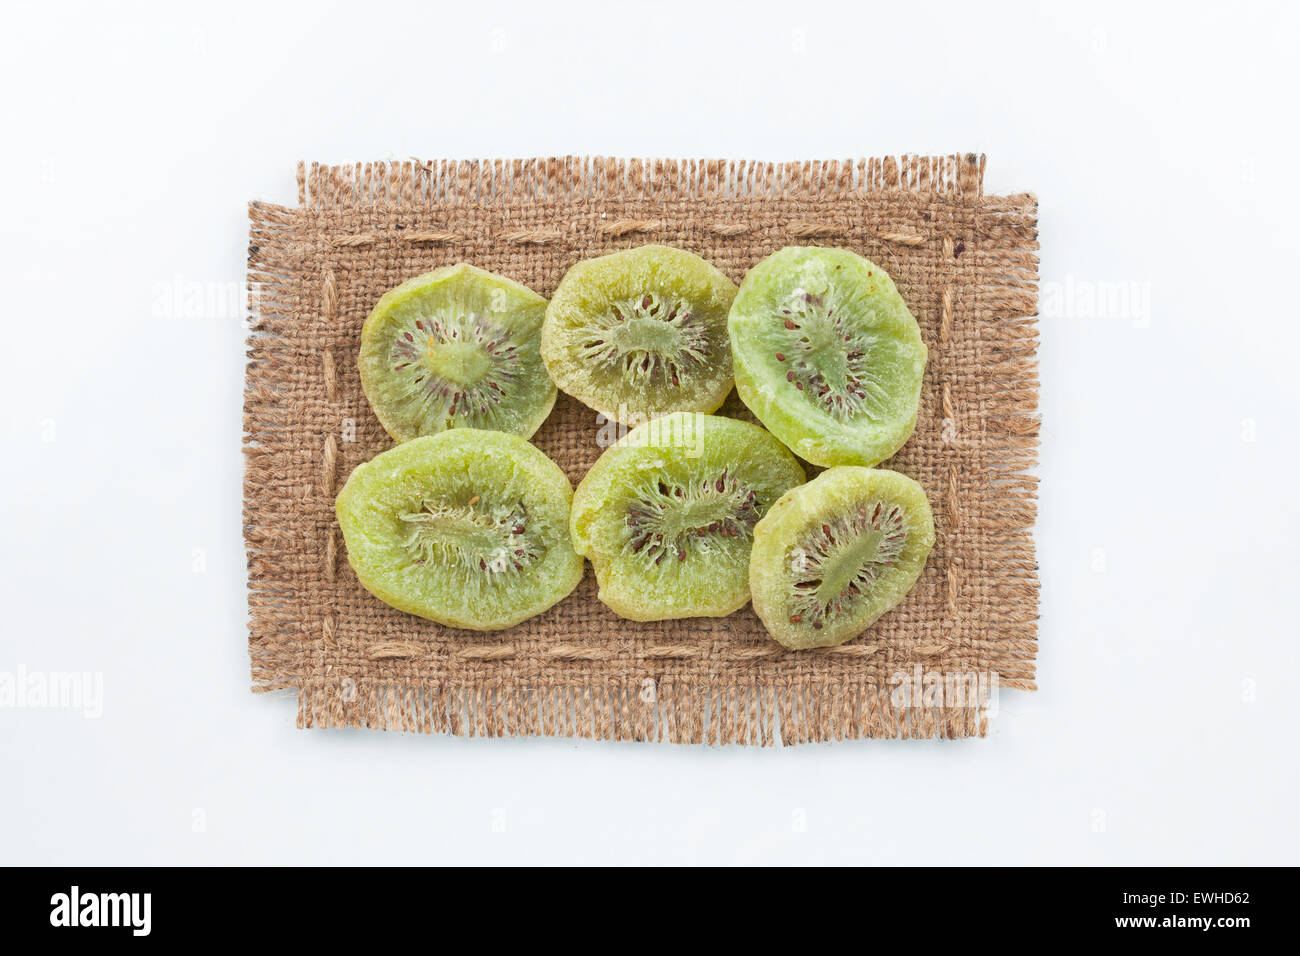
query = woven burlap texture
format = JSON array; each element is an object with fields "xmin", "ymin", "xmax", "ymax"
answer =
[{"xmin": 244, "ymin": 155, "xmax": 1039, "ymax": 744}]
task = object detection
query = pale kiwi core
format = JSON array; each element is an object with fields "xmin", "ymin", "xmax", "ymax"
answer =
[
  {"xmin": 386, "ymin": 310, "xmax": 524, "ymax": 422},
  {"xmin": 784, "ymin": 500, "xmax": 908, "ymax": 629},
  {"xmin": 422, "ymin": 337, "xmax": 492, "ymax": 387},
  {"xmin": 579, "ymin": 292, "xmax": 710, "ymax": 390},
  {"xmin": 399, "ymin": 496, "xmax": 540, "ymax": 576}
]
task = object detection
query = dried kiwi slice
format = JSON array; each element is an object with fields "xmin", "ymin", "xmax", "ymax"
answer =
[
  {"xmin": 335, "ymin": 430, "xmax": 583, "ymax": 630},
  {"xmin": 750, "ymin": 467, "xmax": 935, "ymax": 650},
  {"xmin": 571, "ymin": 412, "xmax": 804, "ymax": 620},
  {"xmin": 359, "ymin": 264, "xmax": 555, "ymax": 442},
  {"xmin": 541, "ymin": 245, "xmax": 737, "ymax": 424},
  {"xmin": 729, "ymin": 247, "xmax": 927, "ymax": 467}
]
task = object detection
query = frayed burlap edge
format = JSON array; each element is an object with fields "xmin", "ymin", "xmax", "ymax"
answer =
[{"xmin": 245, "ymin": 155, "xmax": 1039, "ymax": 745}]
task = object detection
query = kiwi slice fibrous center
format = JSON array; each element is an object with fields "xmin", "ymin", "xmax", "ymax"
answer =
[
  {"xmin": 786, "ymin": 499, "xmax": 907, "ymax": 629},
  {"xmin": 624, "ymin": 471, "xmax": 760, "ymax": 565},
  {"xmin": 425, "ymin": 339, "xmax": 492, "ymax": 386},
  {"xmin": 389, "ymin": 311, "xmax": 521, "ymax": 421},
  {"xmin": 774, "ymin": 289, "xmax": 889, "ymax": 422},
  {"xmin": 579, "ymin": 293, "xmax": 709, "ymax": 387},
  {"xmin": 400, "ymin": 496, "xmax": 541, "ymax": 576}
]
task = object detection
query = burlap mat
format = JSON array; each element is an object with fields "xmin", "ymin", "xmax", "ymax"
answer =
[{"xmin": 244, "ymin": 155, "xmax": 1039, "ymax": 743}]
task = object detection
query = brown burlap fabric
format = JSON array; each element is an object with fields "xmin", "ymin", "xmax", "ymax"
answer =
[{"xmin": 244, "ymin": 155, "xmax": 1039, "ymax": 743}]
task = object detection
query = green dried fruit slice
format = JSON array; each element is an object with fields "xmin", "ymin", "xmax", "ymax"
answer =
[
  {"xmin": 750, "ymin": 467, "xmax": 935, "ymax": 650},
  {"xmin": 571, "ymin": 412, "xmax": 805, "ymax": 620},
  {"xmin": 729, "ymin": 247, "xmax": 927, "ymax": 466},
  {"xmin": 335, "ymin": 429, "xmax": 583, "ymax": 630},
  {"xmin": 541, "ymin": 245, "xmax": 737, "ymax": 424},
  {"xmin": 359, "ymin": 264, "xmax": 555, "ymax": 443}
]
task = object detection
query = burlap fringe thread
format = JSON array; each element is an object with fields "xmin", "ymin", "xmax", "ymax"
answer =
[
  {"xmin": 293, "ymin": 679, "xmax": 990, "ymax": 744},
  {"xmin": 245, "ymin": 154, "xmax": 1039, "ymax": 745}
]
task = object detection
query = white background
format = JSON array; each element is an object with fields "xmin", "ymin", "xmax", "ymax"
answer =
[{"xmin": 2, "ymin": 0, "xmax": 1297, "ymax": 866}]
